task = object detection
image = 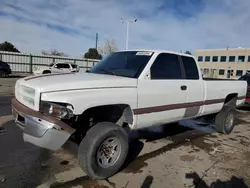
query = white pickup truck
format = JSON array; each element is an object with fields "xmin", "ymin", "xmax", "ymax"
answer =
[{"xmin": 12, "ymin": 50, "xmax": 247, "ymax": 179}]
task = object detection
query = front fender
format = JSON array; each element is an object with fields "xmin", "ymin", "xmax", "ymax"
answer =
[{"xmin": 41, "ymin": 88, "xmax": 137, "ymax": 115}]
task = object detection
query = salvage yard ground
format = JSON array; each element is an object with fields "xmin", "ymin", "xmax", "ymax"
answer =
[{"xmin": 0, "ymin": 77, "xmax": 250, "ymax": 188}]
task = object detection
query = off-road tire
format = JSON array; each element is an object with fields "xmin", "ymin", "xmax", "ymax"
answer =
[
  {"xmin": 78, "ymin": 122, "xmax": 128, "ymax": 180},
  {"xmin": 214, "ymin": 106, "xmax": 236, "ymax": 134}
]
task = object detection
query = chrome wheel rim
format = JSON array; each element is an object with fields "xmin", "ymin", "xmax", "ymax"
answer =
[
  {"xmin": 97, "ymin": 137, "xmax": 121, "ymax": 168},
  {"xmin": 225, "ymin": 112, "xmax": 234, "ymax": 130}
]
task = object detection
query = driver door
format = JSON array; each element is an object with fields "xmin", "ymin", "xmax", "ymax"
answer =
[{"xmin": 136, "ymin": 53, "xmax": 187, "ymax": 129}]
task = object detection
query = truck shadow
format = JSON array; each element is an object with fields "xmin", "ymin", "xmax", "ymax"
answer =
[
  {"xmin": 237, "ymin": 106, "xmax": 250, "ymax": 112},
  {"xmin": 185, "ymin": 172, "xmax": 248, "ymax": 188},
  {"xmin": 50, "ymin": 175, "xmax": 154, "ymax": 188},
  {"xmin": 122, "ymin": 120, "xmax": 215, "ymax": 173}
]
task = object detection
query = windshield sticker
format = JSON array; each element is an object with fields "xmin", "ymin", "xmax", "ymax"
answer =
[{"xmin": 136, "ymin": 52, "xmax": 153, "ymax": 56}]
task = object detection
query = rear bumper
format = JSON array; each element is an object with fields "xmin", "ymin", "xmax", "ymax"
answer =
[{"xmin": 11, "ymin": 98, "xmax": 75, "ymax": 150}]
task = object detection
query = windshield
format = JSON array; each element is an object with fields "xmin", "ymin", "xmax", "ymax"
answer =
[
  {"xmin": 88, "ymin": 51, "xmax": 154, "ymax": 78},
  {"xmin": 239, "ymin": 75, "xmax": 250, "ymax": 85}
]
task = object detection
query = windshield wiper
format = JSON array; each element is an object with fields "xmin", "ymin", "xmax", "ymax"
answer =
[{"xmin": 99, "ymin": 68, "xmax": 116, "ymax": 75}]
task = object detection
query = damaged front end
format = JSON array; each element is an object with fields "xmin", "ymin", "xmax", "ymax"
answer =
[{"xmin": 12, "ymin": 98, "xmax": 75, "ymax": 151}]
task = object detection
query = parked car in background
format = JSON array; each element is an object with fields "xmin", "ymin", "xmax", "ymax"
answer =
[
  {"xmin": 33, "ymin": 62, "xmax": 79, "ymax": 75},
  {"xmin": 239, "ymin": 73, "xmax": 250, "ymax": 104},
  {"xmin": 0, "ymin": 60, "xmax": 12, "ymax": 77}
]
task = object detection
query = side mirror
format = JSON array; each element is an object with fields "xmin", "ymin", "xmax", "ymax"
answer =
[{"xmin": 54, "ymin": 65, "xmax": 58, "ymax": 68}]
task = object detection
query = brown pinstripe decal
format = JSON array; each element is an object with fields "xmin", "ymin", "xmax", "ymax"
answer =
[{"xmin": 133, "ymin": 95, "xmax": 246, "ymax": 115}]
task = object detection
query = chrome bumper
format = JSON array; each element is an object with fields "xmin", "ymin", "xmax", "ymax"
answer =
[{"xmin": 12, "ymin": 98, "xmax": 75, "ymax": 151}]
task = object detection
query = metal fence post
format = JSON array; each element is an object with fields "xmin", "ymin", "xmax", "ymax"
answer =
[{"xmin": 29, "ymin": 54, "xmax": 33, "ymax": 73}]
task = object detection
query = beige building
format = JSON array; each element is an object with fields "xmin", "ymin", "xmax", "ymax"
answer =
[{"xmin": 194, "ymin": 48, "xmax": 250, "ymax": 79}]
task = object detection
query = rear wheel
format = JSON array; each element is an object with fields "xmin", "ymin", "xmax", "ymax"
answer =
[
  {"xmin": 78, "ymin": 122, "xmax": 128, "ymax": 179},
  {"xmin": 214, "ymin": 106, "xmax": 236, "ymax": 134}
]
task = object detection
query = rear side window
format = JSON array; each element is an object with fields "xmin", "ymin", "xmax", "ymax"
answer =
[
  {"xmin": 57, "ymin": 63, "xmax": 70, "ymax": 68},
  {"xmin": 150, "ymin": 53, "xmax": 182, "ymax": 79},
  {"xmin": 71, "ymin": 64, "xmax": 77, "ymax": 68},
  {"xmin": 181, "ymin": 56, "xmax": 199, "ymax": 80}
]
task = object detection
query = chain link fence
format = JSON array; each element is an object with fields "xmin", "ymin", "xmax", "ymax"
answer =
[{"xmin": 0, "ymin": 51, "xmax": 100, "ymax": 74}]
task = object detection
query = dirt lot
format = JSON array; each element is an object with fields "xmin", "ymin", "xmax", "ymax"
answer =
[{"xmin": 1, "ymin": 77, "xmax": 250, "ymax": 188}]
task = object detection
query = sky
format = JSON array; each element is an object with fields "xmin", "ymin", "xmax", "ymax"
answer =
[{"xmin": 0, "ymin": 0, "xmax": 250, "ymax": 58}]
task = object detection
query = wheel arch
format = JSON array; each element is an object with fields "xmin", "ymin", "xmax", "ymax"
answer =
[
  {"xmin": 224, "ymin": 93, "xmax": 238, "ymax": 106},
  {"xmin": 79, "ymin": 103, "xmax": 134, "ymax": 128},
  {"xmin": 42, "ymin": 70, "xmax": 51, "ymax": 74}
]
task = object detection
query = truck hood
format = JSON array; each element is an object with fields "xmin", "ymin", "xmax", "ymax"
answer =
[{"xmin": 21, "ymin": 72, "xmax": 137, "ymax": 93}]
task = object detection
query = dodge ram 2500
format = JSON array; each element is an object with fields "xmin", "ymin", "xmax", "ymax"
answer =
[{"xmin": 12, "ymin": 50, "xmax": 247, "ymax": 179}]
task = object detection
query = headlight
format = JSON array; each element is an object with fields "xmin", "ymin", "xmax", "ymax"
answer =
[
  {"xmin": 40, "ymin": 101, "xmax": 74, "ymax": 119},
  {"xmin": 21, "ymin": 85, "xmax": 35, "ymax": 97},
  {"xmin": 20, "ymin": 85, "xmax": 35, "ymax": 106},
  {"xmin": 22, "ymin": 95, "xmax": 35, "ymax": 106}
]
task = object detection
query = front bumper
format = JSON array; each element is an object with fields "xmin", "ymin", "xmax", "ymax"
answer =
[{"xmin": 11, "ymin": 98, "xmax": 75, "ymax": 150}]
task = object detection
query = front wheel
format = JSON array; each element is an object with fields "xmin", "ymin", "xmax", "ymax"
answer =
[{"xmin": 78, "ymin": 122, "xmax": 128, "ymax": 179}]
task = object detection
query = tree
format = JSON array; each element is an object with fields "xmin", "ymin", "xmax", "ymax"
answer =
[
  {"xmin": 0, "ymin": 41, "xmax": 20, "ymax": 52},
  {"xmin": 42, "ymin": 49, "xmax": 67, "ymax": 56},
  {"xmin": 98, "ymin": 39, "xmax": 118, "ymax": 56},
  {"xmin": 185, "ymin": 51, "xmax": 192, "ymax": 55},
  {"xmin": 84, "ymin": 48, "xmax": 102, "ymax": 60}
]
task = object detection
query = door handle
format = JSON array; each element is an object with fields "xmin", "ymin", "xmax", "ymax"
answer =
[{"xmin": 181, "ymin": 85, "xmax": 187, "ymax": 90}]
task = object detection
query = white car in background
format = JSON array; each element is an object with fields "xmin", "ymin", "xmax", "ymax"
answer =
[{"xmin": 33, "ymin": 62, "xmax": 80, "ymax": 75}]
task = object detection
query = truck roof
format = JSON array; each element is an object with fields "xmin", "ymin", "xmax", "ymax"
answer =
[{"xmin": 118, "ymin": 49, "xmax": 194, "ymax": 58}]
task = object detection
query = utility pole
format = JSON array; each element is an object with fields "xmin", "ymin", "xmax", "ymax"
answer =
[
  {"xmin": 121, "ymin": 18, "xmax": 137, "ymax": 50},
  {"xmin": 95, "ymin": 33, "xmax": 98, "ymax": 49}
]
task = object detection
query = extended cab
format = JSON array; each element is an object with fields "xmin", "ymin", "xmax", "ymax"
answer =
[{"xmin": 12, "ymin": 50, "xmax": 247, "ymax": 179}]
